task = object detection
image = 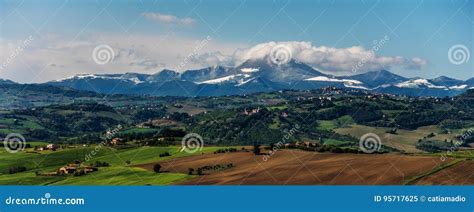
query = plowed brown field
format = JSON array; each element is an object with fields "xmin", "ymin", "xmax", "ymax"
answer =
[
  {"xmin": 415, "ymin": 160, "xmax": 474, "ymax": 185},
  {"xmin": 136, "ymin": 150, "xmax": 455, "ymax": 185}
]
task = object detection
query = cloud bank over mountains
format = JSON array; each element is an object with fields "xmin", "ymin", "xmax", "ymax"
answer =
[
  {"xmin": 0, "ymin": 34, "xmax": 427, "ymax": 83},
  {"xmin": 198, "ymin": 41, "xmax": 427, "ymax": 75}
]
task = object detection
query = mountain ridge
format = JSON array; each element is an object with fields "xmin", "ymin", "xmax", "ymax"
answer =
[{"xmin": 12, "ymin": 59, "xmax": 474, "ymax": 97}]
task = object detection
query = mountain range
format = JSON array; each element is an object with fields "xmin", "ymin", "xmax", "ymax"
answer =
[{"xmin": 4, "ymin": 58, "xmax": 474, "ymax": 97}]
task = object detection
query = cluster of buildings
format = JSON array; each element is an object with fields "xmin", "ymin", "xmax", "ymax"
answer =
[
  {"xmin": 57, "ymin": 161, "xmax": 97, "ymax": 175},
  {"xmin": 283, "ymin": 141, "xmax": 320, "ymax": 148},
  {"xmin": 40, "ymin": 161, "xmax": 98, "ymax": 176},
  {"xmin": 243, "ymin": 107, "xmax": 261, "ymax": 115},
  {"xmin": 294, "ymin": 141, "xmax": 319, "ymax": 148},
  {"xmin": 34, "ymin": 143, "xmax": 57, "ymax": 151}
]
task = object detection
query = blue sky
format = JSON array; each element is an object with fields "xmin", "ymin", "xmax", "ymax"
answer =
[{"xmin": 0, "ymin": 0, "xmax": 472, "ymax": 83}]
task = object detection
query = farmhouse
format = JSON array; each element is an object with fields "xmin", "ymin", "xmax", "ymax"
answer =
[
  {"xmin": 295, "ymin": 141, "xmax": 317, "ymax": 147},
  {"xmin": 57, "ymin": 162, "xmax": 98, "ymax": 175},
  {"xmin": 110, "ymin": 138, "xmax": 123, "ymax": 145},
  {"xmin": 46, "ymin": 144, "xmax": 57, "ymax": 150},
  {"xmin": 58, "ymin": 166, "xmax": 76, "ymax": 174}
]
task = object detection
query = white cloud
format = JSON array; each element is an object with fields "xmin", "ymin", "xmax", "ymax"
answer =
[
  {"xmin": 197, "ymin": 41, "xmax": 428, "ymax": 75},
  {"xmin": 0, "ymin": 34, "xmax": 240, "ymax": 83},
  {"xmin": 0, "ymin": 37, "xmax": 427, "ymax": 83},
  {"xmin": 143, "ymin": 12, "xmax": 196, "ymax": 26}
]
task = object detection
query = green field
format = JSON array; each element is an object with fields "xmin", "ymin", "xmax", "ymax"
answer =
[
  {"xmin": 120, "ymin": 127, "xmax": 161, "ymax": 134},
  {"xmin": 0, "ymin": 145, "xmax": 232, "ymax": 185},
  {"xmin": 323, "ymin": 139, "xmax": 352, "ymax": 146},
  {"xmin": 334, "ymin": 124, "xmax": 461, "ymax": 153},
  {"xmin": 0, "ymin": 166, "xmax": 192, "ymax": 185},
  {"xmin": 316, "ymin": 115, "xmax": 354, "ymax": 131},
  {"xmin": 0, "ymin": 143, "xmax": 471, "ymax": 185}
]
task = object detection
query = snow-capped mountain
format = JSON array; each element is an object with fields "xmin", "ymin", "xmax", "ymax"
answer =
[
  {"xmin": 395, "ymin": 78, "xmax": 446, "ymax": 89},
  {"xmin": 47, "ymin": 59, "xmax": 472, "ymax": 97},
  {"xmin": 347, "ymin": 70, "xmax": 408, "ymax": 88},
  {"xmin": 146, "ymin": 69, "xmax": 180, "ymax": 82},
  {"xmin": 465, "ymin": 77, "xmax": 474, "ymax": 88},
  {"xmin": 180, "ymin": 66, "xmax": 232, "ymax": 82},
  {"xmin": 235, "ymin": 58, "xmax": 327, "ymax": 83},
  {"xmin": 430, "ymin": 76, "xmax": 465, "ymax": 87}
]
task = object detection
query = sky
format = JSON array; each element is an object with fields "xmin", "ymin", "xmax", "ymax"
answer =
[{"xmin": 0, "ymin": 0, "xmax": 472, "ymax": 83}]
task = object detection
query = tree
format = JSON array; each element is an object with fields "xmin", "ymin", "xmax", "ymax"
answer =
[
  {"xmin": 269, "ymin": 143, "xmax": 275, "ymax": 150},
  {"xmin": 8, "ymin": 166, "xmax": 27, "ymax": 174},
  {"xmin": 188, "ymin": 168, "xmax": 194, "ymax": 175},
  {"xmin": 153, "ymin": 164, "xmax": 162, "ymax": 173},
  {"xmin": 253, "ymin": 144, "xmax": 261, "ymax": 155},
  {"xmin": 386, "ymin": 128, "xmax": 398, "ymax": 134}
]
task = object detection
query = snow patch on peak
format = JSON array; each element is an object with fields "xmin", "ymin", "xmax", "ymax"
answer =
[
  {"xmin": 197, "ymin": 74, "xmax": 251, "ymax": 84},
  {"xmin": 449, "ymin": 84, "xmax": 467, "ymax": 90},
  {"xmin": 304, "ymin": 76, "xmax": 362, "ymax": 84},
  {"xmin": 56, "ymin": 74, "xmax": 100, "ymax": 81},
  {"xmin": 396, "ymin": 79, "xmax": 446, "ymax": 89},
  {"xmin": 237, "ymin": 77, "xmax": 255, "ymax": 86},
  {"xmin": 57, "ymin": 74, "xmax": 145, "ymax": 84},
  {"xmin": 128, "ymin": 77, "xmax": 145, "ymax": 84},
  {"xmin": 304, "ymin": 76, "xmax": 367, "ymax": 90},
  {"xmin": 241, "ymin": 68, "xmax": 259, "ymax": 73}
]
